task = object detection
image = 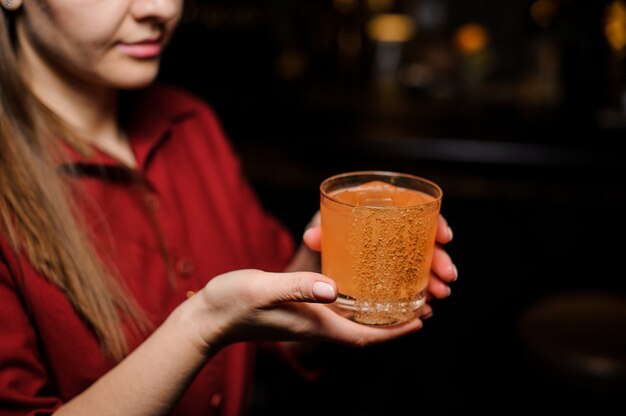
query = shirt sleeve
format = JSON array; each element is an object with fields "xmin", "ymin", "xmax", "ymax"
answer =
[{"xmin": 0, "ymin": 258, "xmax": 63, "ymax": 416}]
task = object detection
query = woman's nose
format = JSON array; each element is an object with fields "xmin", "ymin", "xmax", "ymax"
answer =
[{"xmin": 130, "ymin": 0, "xmax": 181, "ymax": 23}]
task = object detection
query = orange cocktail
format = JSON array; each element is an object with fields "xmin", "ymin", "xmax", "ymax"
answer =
[{"xmin": 320, "ymin": 171, "xmax": 442, "ymax": 325}]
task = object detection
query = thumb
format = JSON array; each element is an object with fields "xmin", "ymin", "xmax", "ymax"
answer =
[{"xmin": 265, "ymin": 271, "xmax": 337, "ymax": 304}]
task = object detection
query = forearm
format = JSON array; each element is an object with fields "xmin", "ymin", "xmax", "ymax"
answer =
[{"xmin": 54, "ymin": 300, "xmax": 213, "ymax": 416}]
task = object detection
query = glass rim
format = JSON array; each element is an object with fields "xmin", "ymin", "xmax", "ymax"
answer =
[{"xmin": 320, "ymin": 170, "xmax": 443, "ymax": 209}]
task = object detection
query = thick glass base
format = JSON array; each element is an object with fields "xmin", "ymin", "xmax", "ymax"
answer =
[{"xmin": 331, "ymin": 291, "xmax": 426, "ymax": 325}]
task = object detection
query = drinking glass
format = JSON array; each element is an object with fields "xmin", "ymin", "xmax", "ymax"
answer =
[{"xmin": 320, "ymin": 171, "xmax": 442, "ymax": 325}]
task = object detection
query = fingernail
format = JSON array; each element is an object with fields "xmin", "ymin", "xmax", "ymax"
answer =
[
  {"xmin": 447, "ymin": 286, "xmax": 452, "ymax": 296},
  {"xmin": 452, "ymin": 264, "xmax": 458, "ymax": 281},
  {"xmin": 302, "ymin": 228, "xmax": 314, "ymax": 241},
  {"xmin": 422, "ymin": 311, "xmax": 434, "ymax": 320},
  {"xmin": 312, "ymin": 281, "xmax": 336, "ymax": 302},
  {"xmin": 447, "ymin": 226, "xmax": 453, "ymax": 241}
]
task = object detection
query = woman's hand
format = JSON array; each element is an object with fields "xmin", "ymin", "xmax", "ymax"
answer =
[
  {"xmin": 298, "ymin": 211, "xmax": 457, "ymax": 318},
  {"xmin": 183, "ymin": 211, "xmax": 458, "ymax": 357},
  {"xmin": 186, "ymin": 269, "xmax": 423, "ymax": 354},
  {"xmin": 425, "ymin": 215, "xmax": 457, "ymax": 302}
]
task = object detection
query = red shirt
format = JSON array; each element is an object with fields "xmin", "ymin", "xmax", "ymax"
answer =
[{"xmin": 0, "ymin": 84, "xmax": 295, "ymax": 415}]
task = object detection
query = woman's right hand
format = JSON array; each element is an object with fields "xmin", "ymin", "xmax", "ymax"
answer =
[{"xmin": 182, "ymin": 269, "xmax": 423, "ymax": 355}]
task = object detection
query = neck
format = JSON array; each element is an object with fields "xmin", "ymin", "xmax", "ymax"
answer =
[
  {"xmin": 17, "ymin": 25, "xmax": 137, "ymax": 167},
  {"xmin": 20, "ymin": 63, "xmax": 120, "ymax": 146},
  {"xmin": 17, "ymin": 26, "xmax": 120, "ymax": 147}
]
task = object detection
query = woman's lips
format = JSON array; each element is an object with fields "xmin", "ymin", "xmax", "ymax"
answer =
[{"xmin": 117, "ymin": 41, "xmax": 163, "ymax": 58}]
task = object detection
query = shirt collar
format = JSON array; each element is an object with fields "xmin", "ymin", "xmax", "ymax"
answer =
[{"xmin": 59, "ymin": 83, "xmax": 197, "ymax": 172}]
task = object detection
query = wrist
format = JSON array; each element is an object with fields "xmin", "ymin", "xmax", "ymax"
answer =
[{"xmin": 164, "ymin": 293, "xmax": 224, "ymax": 359}]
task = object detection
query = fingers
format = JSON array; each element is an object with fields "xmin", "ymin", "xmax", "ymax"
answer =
[
  {"xmin": 427, "ymin": 272, "xmax": 452, "ymax": 299},
  {"xmin": 431, "ymin": 246, "xmax": 458, "ymax": 283},
  {"xmin": 429, "ymin": 215, "xmax": 457, "ymax": 301},
  {"xmin": 302, "ymin": 210, "xmax": 322, "ymax": 252},
  {"xmin": 435, "ymin": 214, "xmax": 453, "ymax": 244},
  {"xmin": 421, "ymin": 303, "xmax": 434, "ymax": 319},
  {"xmin": 302, "ymin": 226, "xmax": 321, "ymax": 252},
  {"xmin": 319, "ymin": 311, "xmax": 423, "ymax": 347}
]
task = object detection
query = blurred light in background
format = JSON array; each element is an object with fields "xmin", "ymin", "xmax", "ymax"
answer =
[
  {"xmin": 453, "ymin": 23, "xmax": 490, "ymax": 56},
  {"xmin": 530, "ymin": 0, "xmax": 560, "ymax": 29},
  {"xmin": 164, "ymin": 0, "xmax": 626, "ymax": 148},
  {"xmin": 366, "ymin": 13, "xmax": 417, "ymax": 43},
  {"xmin": 604, "ymin": 0, "xmax": 626, "ymax": 57}
]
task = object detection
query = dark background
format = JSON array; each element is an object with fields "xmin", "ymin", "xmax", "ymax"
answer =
[{"xmin": 159, "ymin": 1, "xmax": 626, "ymax": 414}]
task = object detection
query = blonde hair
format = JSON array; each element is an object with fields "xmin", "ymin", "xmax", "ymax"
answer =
[{"xmin": 0, "ymin": 8, "xmax": 148, "ymax": 361}]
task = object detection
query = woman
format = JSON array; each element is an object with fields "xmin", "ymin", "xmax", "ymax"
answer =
[{"xmin": 0, "ymin": 1, "xmax": 457, "ymax": 415}]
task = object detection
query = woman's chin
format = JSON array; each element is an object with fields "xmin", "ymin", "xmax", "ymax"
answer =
[{"xmin": 108, "ymin": 64, "xmax": 161, "ymax": 90}]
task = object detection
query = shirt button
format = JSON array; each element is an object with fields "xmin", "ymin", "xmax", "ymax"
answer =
[
  {"xmin": 210, "ymin": 392, "xmax": 223, "ymax": 409},
  {"xmin": 176, "ymin": 258, "xmax": 195, "ymax": 278},
  {"xmin": 145, "ymin": 195, "xmax": 159, "ymax": 212}
]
